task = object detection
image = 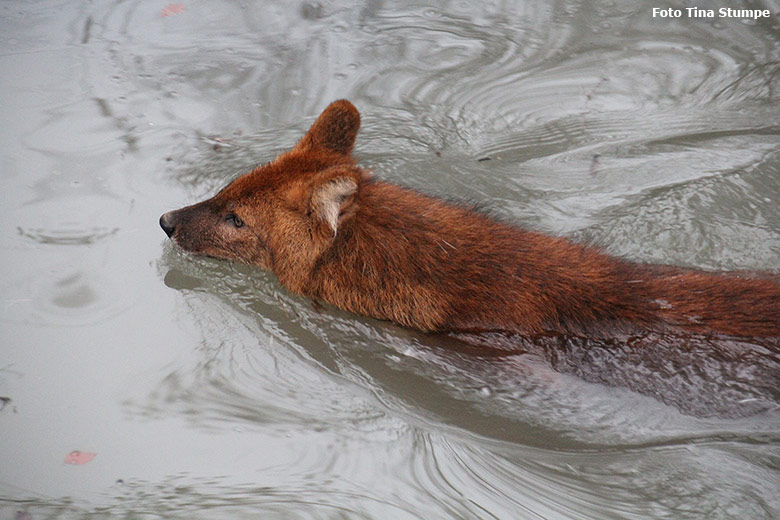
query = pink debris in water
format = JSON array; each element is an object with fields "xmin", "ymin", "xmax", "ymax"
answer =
[
  {"xmin": 161, "ymin": 4, "xmax": 185, "ymax": 17},
  {"xmin": 65, "ymin": 450, "xmax": 96, "ymax": 465}
]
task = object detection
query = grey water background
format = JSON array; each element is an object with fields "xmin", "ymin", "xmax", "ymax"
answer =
[{"xmin": 1, "ymin": 0, "xmax": 780, "ymax": 518}]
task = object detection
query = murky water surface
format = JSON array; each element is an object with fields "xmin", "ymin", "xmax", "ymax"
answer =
[{"xmin": 2, "ymin": 1, "xmax": 780, "ymax": 518}]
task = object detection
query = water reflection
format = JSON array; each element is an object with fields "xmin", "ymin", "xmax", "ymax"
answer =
[{"xmin": 138, "ymin": 251, "xmax": 780, "ymax": 520}]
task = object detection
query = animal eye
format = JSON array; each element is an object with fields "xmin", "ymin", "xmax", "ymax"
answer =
[{"xmin": 227, "ymin": 214, "xmax": 245, "ymax": 228}]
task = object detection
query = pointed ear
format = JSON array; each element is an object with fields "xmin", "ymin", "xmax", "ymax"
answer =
[
  {"xmin": 296, "ymin": 100, "xmax": 360, "ymax": 156},
  {"xmin": 309, "ymin": 167, "xmax": 361, "ymax": 237}
]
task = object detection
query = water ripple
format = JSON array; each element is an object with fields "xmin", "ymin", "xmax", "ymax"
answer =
[{"xmin": 11, "ymin": 0, "xmax": 778, "ymax": 518}]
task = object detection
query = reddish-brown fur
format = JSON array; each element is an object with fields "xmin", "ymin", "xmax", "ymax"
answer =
[{"xmin": 160, "ymin": 100, "xmax": 780, "ymax": 340}]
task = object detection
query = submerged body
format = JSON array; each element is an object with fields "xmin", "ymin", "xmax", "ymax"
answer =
[{"xmin": 160, "ymin": 100, "xmax": 780, "ymax": 340}]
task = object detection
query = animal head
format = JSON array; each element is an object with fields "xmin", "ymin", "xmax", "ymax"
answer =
[{"xmin": 159, "ymin": 100, "xmax": 368, "ymax": 285}]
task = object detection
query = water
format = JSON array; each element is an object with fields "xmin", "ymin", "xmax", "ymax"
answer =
[{"xmin": 2, "ymin": 1, "xmax": 780, "ymax": 518}]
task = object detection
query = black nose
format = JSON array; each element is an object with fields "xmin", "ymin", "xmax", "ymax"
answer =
[{"xmin": 159, "ymin": 212, "xmax": 176, "ymax": 237}]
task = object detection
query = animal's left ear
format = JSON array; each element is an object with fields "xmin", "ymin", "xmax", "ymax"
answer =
[
  {"xmin": 296, "ymin": 100, "xmax": 360, "ymax": 156},
  {"xmin": 308, "ymin": 167, "xmax": 361, "ymax": 237}
]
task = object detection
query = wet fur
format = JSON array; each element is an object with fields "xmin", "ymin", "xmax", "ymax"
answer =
[{"xmin": 161, "ymin": 100, "xmax": 780, "ymax": 340}]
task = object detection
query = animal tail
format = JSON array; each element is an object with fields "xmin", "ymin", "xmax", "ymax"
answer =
[{"xmin": 650, "ymin": 270, "xmax": 780, "ymax": 338}]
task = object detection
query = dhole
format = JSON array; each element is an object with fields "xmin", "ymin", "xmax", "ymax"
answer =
[{"xmin": 160, "ymin": 100, "xmax": 779, "ymax": 341}]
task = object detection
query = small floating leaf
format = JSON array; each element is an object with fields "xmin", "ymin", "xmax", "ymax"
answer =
[
  {"xmin": 161, "ymin": 4, "xmax": 185, "ymax": 17},
  {"xmin": 65, "ymin": 451, "xmax": 96, "ymax": 465}
]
